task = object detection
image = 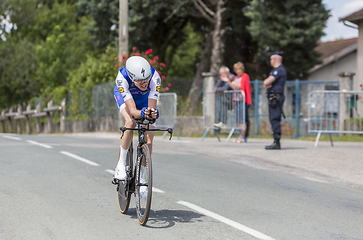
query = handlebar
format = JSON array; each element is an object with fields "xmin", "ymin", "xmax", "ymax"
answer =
[{"xmin": 119, "ymin": 116, "xmax": 173, "ymax": 140}]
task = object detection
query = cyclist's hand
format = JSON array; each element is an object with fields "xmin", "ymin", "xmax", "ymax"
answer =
[
  {"xmin": 140, "ymin": 107, "xmax": 147, "ymax": 119},
  {"xmin": 141, "ymin": 107, "xmax": 159, "ymax": 120},
  {"xmin": 149, "ymin": 108, "xmax": 159, "ymax": 120}
]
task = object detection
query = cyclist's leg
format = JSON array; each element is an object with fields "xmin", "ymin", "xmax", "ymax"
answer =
[
  {"xmin": 145, "ymin": 125, "xmax": 155, "ymax": 155},
  {"xmin": 121, "ymin": 106, "xmax": 136, "ymax": 149},
  {"xmin": 114, "ymin": 106, "xmax": 136, "ymax": 180}
]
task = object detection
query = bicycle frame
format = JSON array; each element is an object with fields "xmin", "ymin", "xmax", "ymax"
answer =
[
  {"xmin": 116, "ymin": 117, "xmax": 173, "ymax": 225},
  {"xmin": 118, "ymin": 117, "xmax": 173, "ymax": 186}
]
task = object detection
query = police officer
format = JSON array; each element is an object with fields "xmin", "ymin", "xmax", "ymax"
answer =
[{"xmin": 263, "ymin": 51, "xmax": 286, "ymax": 150}]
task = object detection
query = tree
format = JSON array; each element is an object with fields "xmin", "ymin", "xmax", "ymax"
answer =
[
  {"xmin": 167, "ymin": 0, "xmax": 255, "ymax": 115},
  {"xmin": 77, "ymin": 0, "xmax": 195, "ymax": 74},
  {"xmin": 223, "ymin": 0, "xmax": 258, "ymax": 78},
  {"xmin": 32, "ymin": 1, "xmax": 93, "ymax": 100},
  {"xmin": 77, "ymin": 0, "xmax": 119, "ymax": 51},
  {"xmin": 0, "ymin": 0, "xmax": 93, "ymax": 108},
  {"xmin": 0, "ymin": 38, "xmax": 37, "ymax": 109},
  {"xmin": 166, "ymin": 23, "xmax": 204, "ymax": 78},
  {"xmin": 165, "ymin": 0, "xmax": 232, "ymax": 115},
  {"xmin": 244, "ymin": 0, "xmax": 330, "ymax": 80}
]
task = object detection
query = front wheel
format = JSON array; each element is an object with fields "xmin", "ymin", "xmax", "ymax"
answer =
[
  {"xmin": 117, "ymin": 142, "xmax": 133, "ymax": 214},
  {"xmin": 135, "ymin": 144, "xmax": 152, "ymax": 226}
]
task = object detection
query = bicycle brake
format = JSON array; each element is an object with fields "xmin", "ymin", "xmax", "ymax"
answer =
[
  {"xmin": 111, "ymin": 178, "xmax": 118, "ymax": 185},
  {"xmin": 119, "ymin": 127, "xmax": 126, "ymax": 139}
]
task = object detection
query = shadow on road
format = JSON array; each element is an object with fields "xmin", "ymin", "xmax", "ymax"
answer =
[
  {"xmin": 122, "ymin": 208, "xmax": 204, "ymax": 228},
  {"xmin": 280, "ymin": 147, "xmax": 307, "ymax": 150}
]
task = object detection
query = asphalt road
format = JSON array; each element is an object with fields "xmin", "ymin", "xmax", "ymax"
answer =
[{"xmin": 1, "ymin": 133, "xmax": 363, "ymax": 240}]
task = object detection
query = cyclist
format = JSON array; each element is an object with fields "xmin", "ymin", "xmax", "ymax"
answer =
[{"xmin": 113, "ymin": 56, "xmax": 161, "ymax": 190}]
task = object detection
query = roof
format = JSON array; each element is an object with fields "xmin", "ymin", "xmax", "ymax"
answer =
[
  {"xmin": 315, "ymin": 38, "xmax": 357, "ymax": 60},
  {"xmin": 309, "ymin": 38, "xmax": 357, "ymax": 73},
  {"xmin": 339, "ymin": 8, "xmax": 363, "ymax": 24}
]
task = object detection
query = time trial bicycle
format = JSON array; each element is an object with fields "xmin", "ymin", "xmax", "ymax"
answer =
[{"xmin": 112, "ymin": 117, "xmax": 173, "ymax": 225}]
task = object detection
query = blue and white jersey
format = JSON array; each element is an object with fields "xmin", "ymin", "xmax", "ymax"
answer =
[{"xmin": 113, "ymin": 66, "xmax": 161, "ymax": 111}]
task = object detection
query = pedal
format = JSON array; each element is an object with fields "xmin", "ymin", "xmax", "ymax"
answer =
[{"xmin": 126, "ymin": 166, "xmax": 131, "ymax": 175}]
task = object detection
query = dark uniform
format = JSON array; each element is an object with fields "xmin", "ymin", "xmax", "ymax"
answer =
[{"xmin": 265, "ymin": 52, "xmax": 286, "ymax": 150}]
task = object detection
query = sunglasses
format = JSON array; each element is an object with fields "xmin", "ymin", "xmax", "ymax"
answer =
[{"xmin": 134, "ymin": 76, "xmax": 151, "ymax": 84}]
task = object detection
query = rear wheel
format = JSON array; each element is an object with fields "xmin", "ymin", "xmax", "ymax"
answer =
[
  {"xmin": 117, "ymin": 142, "xmax": 133, "ymax": 214},
  {"xmin": 135, "ymin": 144, "xmax": 152, "ymax": 226}
]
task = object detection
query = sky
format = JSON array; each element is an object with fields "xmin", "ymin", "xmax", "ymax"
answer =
[{"xmin": 322, "ymin": 0, "xmax": 363, "ymax": 42}]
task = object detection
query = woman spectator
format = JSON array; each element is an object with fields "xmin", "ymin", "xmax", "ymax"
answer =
[{"xmin": 223, "ymin": 62, "xmax": 252, "ymax": 142}]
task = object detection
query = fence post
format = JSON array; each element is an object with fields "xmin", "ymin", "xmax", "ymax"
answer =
[
  {"xmin": 106, "ymin": 83, "xmax": 109, "ymax": 117},
  {"xmin": 16, "ymin": 104, "xmax": 23, "ymax": 134},
  {"xmin": 46, "ymin": 100, "xmax": 54, "ymax": 133},
  {"xmin": 295, "ymin": 79, "xmax": 300, "ymax": 138},
  {"xmin": 96, "ymin": 85, "xmax": 99, "ymax": 118},
  {"xmin": 254, "ymin": 79, "xmax": 259, "ymax": 136},
  {"xmin": 25, "ymin": 104, "xmax": 32, "ymax": 134},
  {"xmin": 35, "ymin": 103, "xmax": 42, "ymax": 133},
  {"xmin": 338, "ymin": 72, "xmax": 354, "ymax": 135},
  {"xmin": 60, "ymin": 98, "xmax": 66, "ymax": 133},
  {"xmin": 6, "ymin": 107, "xmax": 15, "ymax": 133},
  {"xmin": 0, "ymin": 109, "xmax": 6, "ymax": 133},
  {"xmin": 203, "ymin": 72, "xmax": 216, "ymax": 130}
]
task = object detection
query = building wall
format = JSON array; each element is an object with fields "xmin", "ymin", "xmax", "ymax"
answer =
[
  {"xmin": 358, "ymin": 20, "xmax": 363, "ymax": 91},
  {"xmin": 308, "ymin": 51, "xmax": 357, "ymax": 82}
]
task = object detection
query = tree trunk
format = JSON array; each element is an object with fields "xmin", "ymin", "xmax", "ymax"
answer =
[
  {"xmin": 185, "ymin": 0, "xmax": 226, "ymax": 115},
  {"xmin": 210, "ymin": 0, "xmax": 225, "ymax": 76}
]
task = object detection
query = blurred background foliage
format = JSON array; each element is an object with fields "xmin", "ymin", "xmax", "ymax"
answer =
[{"xmin": 0, "ymin": 0, "xmax": 329, "ymax": 116}]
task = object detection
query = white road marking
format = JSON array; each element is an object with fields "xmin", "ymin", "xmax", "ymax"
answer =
[
  {"xmin": 26, "ymin": 140, "xmax": 52, "ymax": 149},
  {"xmin": 1, "ymin": 135, "xmax": 21, "ymax": 140},
  {"xmin": 105, "ymin": 169, "xmax": 165, "ymax": 193},
  {"xmin": 60, "ymin": 151, "xmax": 99, "ymax": 166},
  {"xmin": 155, "ymin": 139, "xmax": 191, "ymax": 143},
  {"xmin": 105, "ymin": 169, "xmax": 114, "ymax": 174},
  {"xmin": 152, "ymin": 187, "xmax": 165, "ymax": 193},
  {"xmin": 177, "ymin": 201, "xmax": 275, "ymax": 240}
]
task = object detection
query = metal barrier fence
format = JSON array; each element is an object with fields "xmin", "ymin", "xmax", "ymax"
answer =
[
  {"xmin": 156, "ymin": 93, "xmax": 179, "ymax": 138},
  {"xmin": 250, "ymin": 80, "xmax": 340, "ymax": 138},
  {"xmin": 67, "ymin": 81, "xmax": 119, "ymax": 118},
  {"xmin": 202, "ymin": 90, "xmax": 246, "ymax": 142},
  {"xmin": 308, "ymin": 90, "xmax": 363, "ymax": 146}
]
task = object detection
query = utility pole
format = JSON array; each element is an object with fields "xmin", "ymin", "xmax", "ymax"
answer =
[{"xmin": 119, "ymin": 0, "xmax": 128, "ymax": 63}]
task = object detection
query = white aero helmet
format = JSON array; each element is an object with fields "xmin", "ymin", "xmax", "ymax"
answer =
[{"xmin": 125, "ymin": 56, "xmax": 151, "ymax": 82}]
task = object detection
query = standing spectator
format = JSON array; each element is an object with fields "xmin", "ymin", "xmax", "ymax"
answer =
[
  {"xmin": 214, "ymin": 66, "xmax": 234, "ymax": 128},
  {"xmin": 263, "ymin": 51, "xmax": 286, "ymax": 150},
  {"xmin": 224, "ymin": 62, "xmax": 251, "ymax": 142},
  {"xmin": 239, "ymin": 63, "xmax": 252, "ymax": 140}
]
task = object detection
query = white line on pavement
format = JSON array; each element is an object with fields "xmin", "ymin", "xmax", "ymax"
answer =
[
  {"xmin": 152, "ymin": 187, "xmax": 165, "ymax": 193},
  {"xmin": 105, "ymin": 169, "xmax": 165, "ymax": 193},
  {"xmin": 26, "ymin": 140, "xmax": 52, "ymax": 149},
  {"xmin": 1, "ymin": 135, "xmax": 21, "ymax": 140},
  {"xmin": 105, "ymin": 169, "xmax": 114, "ymax": 174},
  {"xmin": 154, "ymin": 139, "xmax": 191, "ymax": 143},
  {"xmin": 177, "ymin": 201, "xmax": 275, "ymax": 240},
  {"xmin": 60, "ymin": 151, "xmax": 99, "ymax": 166}
]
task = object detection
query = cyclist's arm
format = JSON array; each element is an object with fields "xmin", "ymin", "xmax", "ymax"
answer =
[
  {"xmin": 148, "ymin": 70, "xmax": 161, "ymax": 102},
  {"xmin": 125, "ymin": 98, "xmax": 142, "ymax": 119},
  {"xmin": 143, "ymin": 70, "xmax": 160, "ymax": 119},
  {"xmin": 148, "ymin": 99, "xmax": 157, "ymax": 109},
  {"xmin": 125, "ymin": 99, "xmax": 157, "ymax": 120}
]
